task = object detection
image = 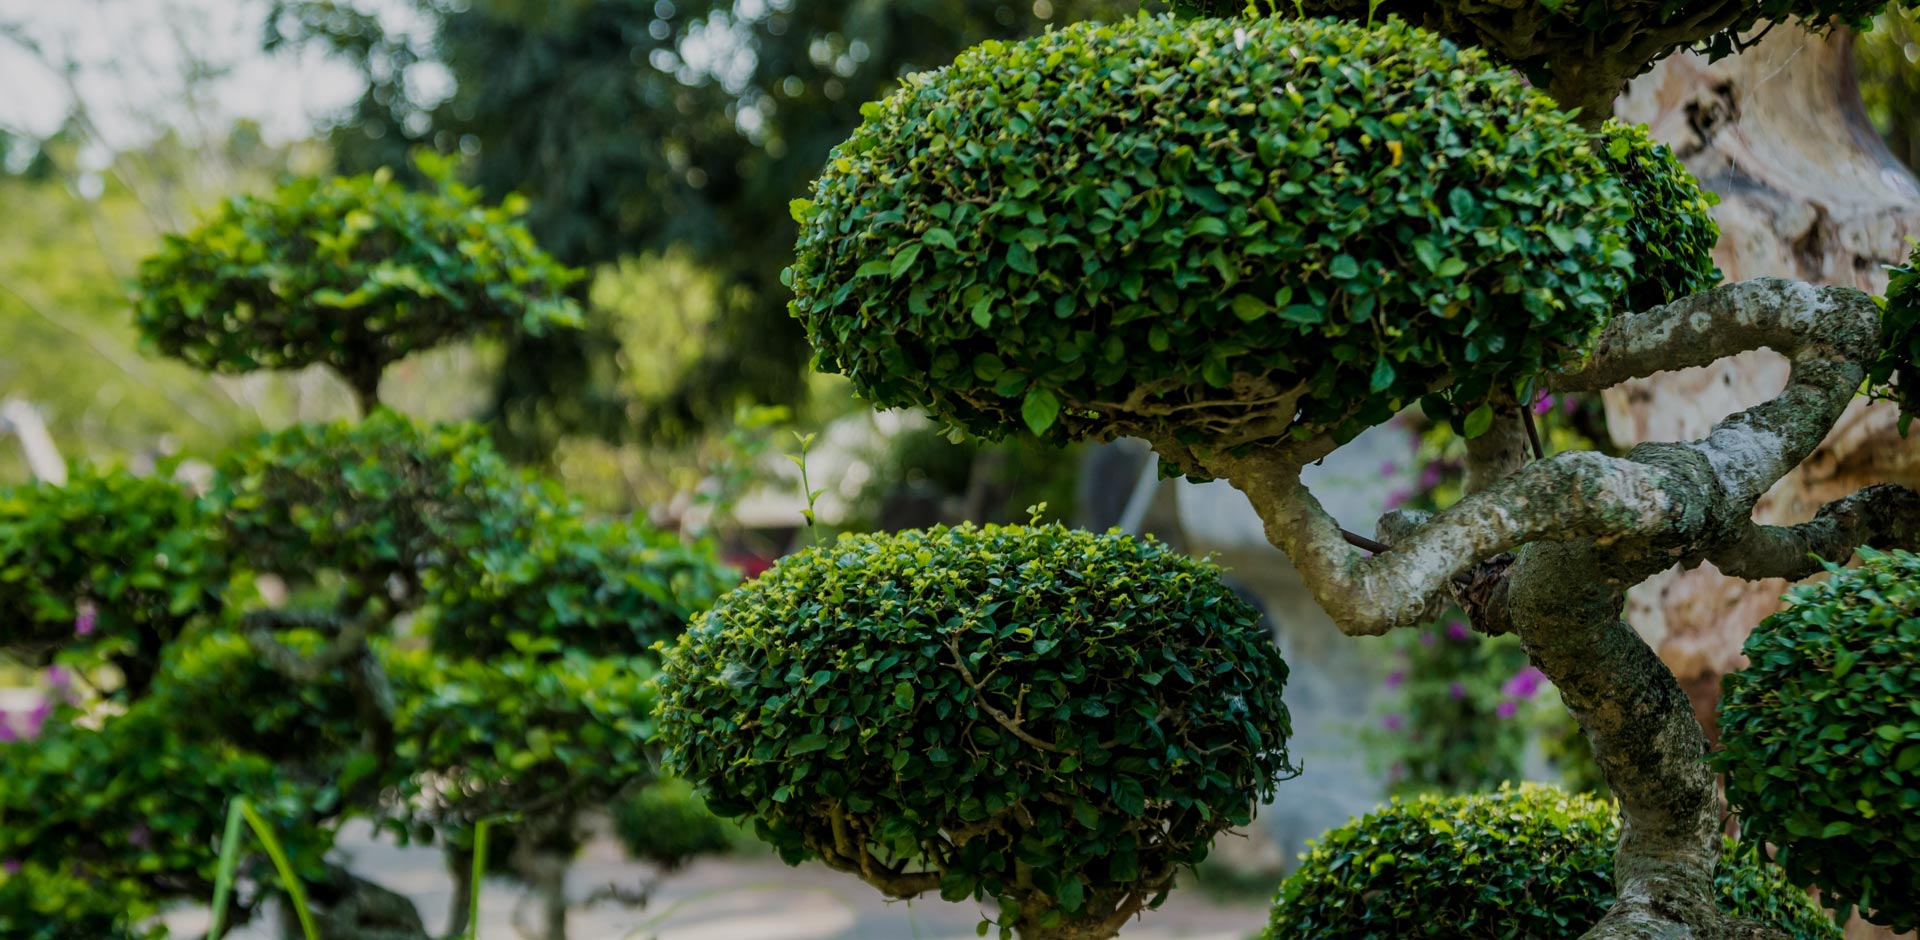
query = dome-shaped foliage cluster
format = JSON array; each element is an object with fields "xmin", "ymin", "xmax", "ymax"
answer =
[
  {"xmin": 658, "ymin": 524, "xmax": 1295, "ymax": 936},
  {"xmin": 0, "ymin": 466, "xmax": 227, "ymax": 674},
  {"xmin": 387, "ymin": 649, "xmax": 662, "ymax": 828},
  {"xmin": 1265, "ymin": 784, "xmax": 1842, "ymax": 940},
  {"xmin": 133, "ymin": 158, "xmax": 583, "ymax": 397},
  {"xmin": 1716, "ymin": 548, "xmax": 1920, "ymax": 934},
  {"xmin": 210, "ymin": 410, "xmax": 547, "ymax": 589},
  {"xmin": 790, "ymin": 14, "xmax": 1676, "ymax": 452},
  {"xmin": 427, "ymin": 514, "xmax": 737, "ymax": 660},
  {"xmin": 612, "ymin": 775, "xmax": 739, "ymax": 871},
  {"xmin": 1176, "ymin": 2, "xmax": 1887, "ymax": 87}
]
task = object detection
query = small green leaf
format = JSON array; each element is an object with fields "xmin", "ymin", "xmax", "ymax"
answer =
[
  {"xmin": 890, "ymin": 243, "xmax": 923, "ymax": 280},
  {"xmin": 1231, "ymin": 294, "xmax": 1272, "ymax": 322},
  {"xmin": 1369, "ymin": 356, "xmax": 1396, "ymax": 393},
  {"xmin": 1022, "ymin": 388, "xmax": 1062, "ymax": 435},
  {"xmin": 1463, "ymin": 403, "xmax": 1495, "ymax": 439}
]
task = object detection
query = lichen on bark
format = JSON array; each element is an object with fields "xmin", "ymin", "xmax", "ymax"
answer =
[{"xmin": 1166, "ymin": 278, "xmax": 1920, "ymax": 940}]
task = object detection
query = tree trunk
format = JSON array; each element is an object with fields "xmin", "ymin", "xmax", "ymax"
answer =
[
  {"xmin": 1614, "ymin": 24, "xmax": 1920, "ymax": 940},
  {"xmin": 443, "ymin": 845, "xmax": 473, "ymax": 940}
]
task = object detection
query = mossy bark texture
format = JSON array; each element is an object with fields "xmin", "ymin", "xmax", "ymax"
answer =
[{"xmin": 1181, "ymin": 278, "xmax": 1920, "ymax": 940}]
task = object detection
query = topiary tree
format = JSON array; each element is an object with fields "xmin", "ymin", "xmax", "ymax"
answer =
[
  {"xmin": 0, "ymin": 418, "xmax": 727, "ymax": 940},
  {"xmin": 657, "ymin": 524, "xmax": 1296, "ymax": 939},
  {"xmin": 714, "ymin": 7, "xmax": 1920, "ymax": 939},
  {"xmin": 1266, "ymin": 784, "xmax": 1843, "ymax": 940},
  {"xmin": 132, "ymin": 155, "xmax": 583, "ymax": 414},
  {"xmin": 2, "ymin": 167, "xmax": 731, "ymax": 940}
]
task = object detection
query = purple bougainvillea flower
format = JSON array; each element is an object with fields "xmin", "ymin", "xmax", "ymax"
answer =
[
  {"xmin": 1501, "ymin": 666, "xmax": 1548, "ymax": 700},
  {"xmin": 1449, "ymin": 682, "xmax": 1467, "ymax": 700},
  {"xmin": 1418, "ymin": 631, "xmax": 1436, "ymax": 647},
  {"xmin": 1496, "ymin": 701, "xmax": 1520, "ymax": 720},
  {"xmin": 2, "ymin": 860, "xmax": 17, "ymax": 875},
  {"xmin": 1382, "ymin": 714, "xmax": 1406, "ymax": 732},
  {"xmin": 0, "ymin": 720, "xmax": 15, "ymax": 744},
  {"xmin": 1563, "ymin": 394, "xmax": 1581, "ymax": 415},
  {"xmin": 1380, "ymin": 460, "xmax": 1399, "ymax": 476},
  {"xmin": 1532, "ymin": 393, "xmax": 1555, "ymax": 416},
  {"xmin": 1384, "ymin": 488, "xmax": 1413, "ymax": 510},
  {"xmin": 45, "ymin": 666, "xmax": 70, "ymax": 690},
  {"xmin": 128, "ymin": 825, "xmax": 152, "ymax": 848},
  {"xmin": 1446, "ymin": 621, "xmax": 1472, "ymax": 642},
  {"xmin": 1419, "ymin": 463, "xmax": 1445, "ymax": 489},
  {"xmin": 74, "ymin": 602, "xmax": 98, "ymax": 637},
  {"xmin": 21, "ymin": 699, "xmax": 50, "ymax": 739},
  {"xmin": 1384, "ymin": 669, "xmax": 1406, "ymax": 690}
]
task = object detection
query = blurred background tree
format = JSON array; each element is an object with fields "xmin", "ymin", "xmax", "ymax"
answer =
[{"xmin": 265, "ymin": 0, "xmax": 1156, "ymax": 456}]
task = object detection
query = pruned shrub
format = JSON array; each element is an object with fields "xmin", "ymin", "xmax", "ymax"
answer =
[
  {"xmin": 1265, "ymin": 784, "xmax": 1842, "ymax": 940},
  {"xmin": 1717, "ymin": 547, "xmax": 1920, "ymax": 934},
  {"xmin": 658, "ymin": 523, "xmax": 1296, "ymax": 938}
]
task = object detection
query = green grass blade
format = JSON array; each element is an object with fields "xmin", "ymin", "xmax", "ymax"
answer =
[
  {"xmin": 207, "ymin": 799, "xmax": 248, "ymax": 938},
  {"xmin": 468, "ymin": 818, "xmax": 491, "ymax": 940},
  {"xmin": 237, "ymin": 798, "xmax": 322, "ymax": 940}
]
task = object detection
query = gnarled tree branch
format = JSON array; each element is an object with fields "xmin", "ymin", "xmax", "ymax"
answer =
[
  {"xmin": 1169, "ymin": 279, "xmax": 1882, "ymax": 638},
  {"xmin": 1711, "ymin": 483, "xmax": 1920, "ymax": 582}
]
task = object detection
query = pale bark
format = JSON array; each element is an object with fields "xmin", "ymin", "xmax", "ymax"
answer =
[
  {"xmin": 1613, "ymin": 31, "xmax": 1920, "ymax": 940},
  {"xmin": 1614, "ymin": 26, "xmax": 1920, "ymax": 750},
  {"xmin": 0, "ymin": 399, "xmax": 67, "ymax": 485},
  {"xmin": 1169, "ymin": 278, "xmax": 1917, "ymax": 939}
]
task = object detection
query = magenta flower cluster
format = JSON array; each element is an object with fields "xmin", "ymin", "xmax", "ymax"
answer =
[{"xmin": 1495, "ymin": 666, "xmax": 1550, "ymax": 720}]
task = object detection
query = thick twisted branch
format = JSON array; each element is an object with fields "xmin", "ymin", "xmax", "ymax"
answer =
[
  {"xmin": 1711, "ymin": 483, "xmax": 1920, "ymax": 582},
  {"xmin": 1177, "ymin": 279, "xmax": 1882, "ymax": 637},
  {"xmin": 1553, "ymin": 278, "xmax": 1877, "ymax": 506},
  {"xmin": 1200, "ymin": 447, "xmax": 1676, "ymax": 635}
]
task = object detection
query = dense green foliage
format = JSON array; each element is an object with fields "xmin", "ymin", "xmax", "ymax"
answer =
[
  {"xmin": 0, "ymin": 414, "xmax": 730, "ymax": 933},
  {"xmin": 133, "ymin": 159, "xmax": 582, "ymax": 405},
  {"xmin": 790, "ymin": 15, "xmax": 1657, "ymax": 451},
  {"xmin": 210, "ymin": 411, "xmax": 541, "ymax": 596},
  {"xmin": 0, "ymin": 703, "xmax": 330, "ymax": 934},
  {"xmin": 1598, "ymin": 121, "xmax": 1724, "ymax": 313},
  {"xmin": 1264, "ymin": 784, "xmax": 1843, "ymax": 940},
  {"xmin": 1873, "ymin": 240, "xmax": 1920, "ymax": 429},
  {"xmin": 658, "ymin": 524, "xmax": 1295, "ymax": 935},
  {"xmin": 611, "ymin": 776, "xmax": 738, "ymax": 871},
  {"xmin": 1178, "ymin": 2, "xmax": 1887, "ymax": 93},
  {"xmin": 427, "ymin": 514, "xmax": 736, "ymax": 660},
  {"xmin": 388, "ymin": 650, "xmax": 661, "ymax": 829},
  {"xmin": 0, "ymin": 467, "xmax": 226, "ymax": 690},
  {"xmin": 1717, "ymin": 548, "xmax": 1920, "ymax": 933}
]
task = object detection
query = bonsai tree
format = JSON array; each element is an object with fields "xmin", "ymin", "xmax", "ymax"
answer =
[
  {"xmin": 0, "ymin": 170, "xmax": 731, "ymax": 940},
  {"xmin": 666, "ymin": 7, "xmax": 1920, "ymax": 940},
  {"xmin": 0, "ymin": 420, "xmax": 730, "ymax": 940},
  {"xmin": 133, "ymin": 155, "xmax": 583, "ymax": 414}
]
